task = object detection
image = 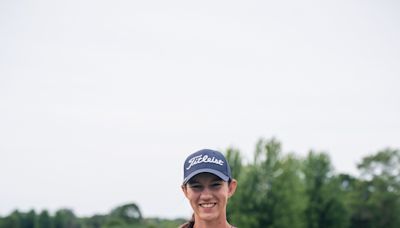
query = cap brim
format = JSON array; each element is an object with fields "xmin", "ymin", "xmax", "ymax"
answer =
[{"xmin": 183, "ymin": 168, "xmax": 230, "ymax": 184}]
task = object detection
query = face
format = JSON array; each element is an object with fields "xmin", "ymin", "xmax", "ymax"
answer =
[{"xmin": 182, "ymin": 173, "xmax": 237, "ymax": 222}]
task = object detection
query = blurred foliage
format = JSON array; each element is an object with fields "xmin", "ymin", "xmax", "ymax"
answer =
[
  {"xmin": 0, "ymin": 203, "xmax": 185, "ymax": 228},
  {"xmin": 227, "ymin": 138, "xmax": 399, "ymax": 228},
  {"xmin": 0, "ymin": 139, "xmax": 399, "ymax": 228}
]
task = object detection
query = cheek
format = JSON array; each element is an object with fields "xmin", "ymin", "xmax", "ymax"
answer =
[
  {"xmin": 187, "ymin": 191, "xmax": 200, "ymax": 202},
  {"xmin": 216, "ymin": 189, "xmax": 230, "ymax": 202}
]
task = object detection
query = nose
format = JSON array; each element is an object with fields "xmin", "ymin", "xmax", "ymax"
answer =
[{"xmin": 199, "ymin": 186, "xmax": 213, "ymax": 200}]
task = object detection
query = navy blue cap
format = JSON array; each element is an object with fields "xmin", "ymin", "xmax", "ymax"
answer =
[{"xmin": 183, "ymin": 149, "xmax": 232, "ymax": 184}]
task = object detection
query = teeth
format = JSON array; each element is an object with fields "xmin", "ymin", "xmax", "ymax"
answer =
[{"xmin": 200, "ymin": 203, "xmax": 216, "ymax": 208}]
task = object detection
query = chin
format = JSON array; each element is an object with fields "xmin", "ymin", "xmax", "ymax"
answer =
[{"xmin": 199, "ymin": 212, "xmax": 220, "ymax": 221}]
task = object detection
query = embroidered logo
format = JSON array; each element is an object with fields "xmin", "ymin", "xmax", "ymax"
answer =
[{"xmin": 186, "ymin": 154, "xmax": 224, "ymax": 170}]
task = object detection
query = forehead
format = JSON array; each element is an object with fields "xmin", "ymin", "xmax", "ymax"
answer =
[{"xmin": 189, "ymin": 172, "xmax": 222, "ymax": 183}]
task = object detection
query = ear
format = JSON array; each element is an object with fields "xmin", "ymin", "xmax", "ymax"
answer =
[
  {"xmin": 181, "ymin": 185, "xmax": 189, "ymax": 198},
  {"xmin": 228, "ymin": 179, "xmax": 237, "ymax": 198}
]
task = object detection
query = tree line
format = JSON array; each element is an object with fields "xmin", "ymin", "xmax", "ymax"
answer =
[
  {"xmin": 1, "ymin": 137, "xmax": 399, "ymax": 227},
  {"xmin": 0, "ymin": 203, "xmax": 185, "ymax": 228},
  {"xmin": 226, "ymin": 138, "xmax": 400, "ymax": 228},
  {"xmin": 0, "ymin": 203, "xmax": 184, "ymax": 228}
]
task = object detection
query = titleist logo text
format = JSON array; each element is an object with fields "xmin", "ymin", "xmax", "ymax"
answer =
[{"xmin": 186, "ymin": 155, "xmax": 224, "ymax": 170}]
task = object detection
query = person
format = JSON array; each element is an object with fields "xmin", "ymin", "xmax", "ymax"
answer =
[{"xmin": 180, "ymin": 149, "xmax": 238, "ymax": 228}]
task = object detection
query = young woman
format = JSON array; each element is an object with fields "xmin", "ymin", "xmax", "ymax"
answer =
[{"xmin": 180, "ymin": 149, "xmax": 238, "ymax": 228}]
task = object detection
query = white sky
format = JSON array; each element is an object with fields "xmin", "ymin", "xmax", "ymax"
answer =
[{"xmin": 1, "ymin": 0, "xmax": 399, "ymax": 219}]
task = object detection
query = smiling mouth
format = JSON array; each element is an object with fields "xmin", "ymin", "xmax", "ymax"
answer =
[{"xmin": 199, "ymin": 203, "xmax": 217, "ymax": 208}]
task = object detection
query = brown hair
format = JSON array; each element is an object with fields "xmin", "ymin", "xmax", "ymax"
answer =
[{"xmin": 179, "ymin": 214, "xmax": 195, "ymax": 228}]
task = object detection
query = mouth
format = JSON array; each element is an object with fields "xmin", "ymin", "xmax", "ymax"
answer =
[{"xmin": 199, "ymin": 203, "xmax": 217, "ymax": 208}]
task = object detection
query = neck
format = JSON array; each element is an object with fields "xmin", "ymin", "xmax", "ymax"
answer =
[{"xmin": 193, "ymin": 217, "xmax": 231, "ymax": 228}]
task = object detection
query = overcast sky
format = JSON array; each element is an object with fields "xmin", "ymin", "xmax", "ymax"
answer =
[{"xmin": 1, "ymin": 0, "xmax": 399, "ymax": 219}]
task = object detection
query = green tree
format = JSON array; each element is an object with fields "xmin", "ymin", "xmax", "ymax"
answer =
[
  {"xmin": 54, "ymin": 209, "xmax": 80, "ymax": 228},
  {"xmin": 83, "ymin": 214, "xmax": 106, "ymax": 228},
  {"xmin": 228, "ymin": 138, "xmax": 307, "ymax": 228},
  {"xmin": 103, "ymin": 218, "xmax": 126, "ymax": 228},
  {"xmin": 225, "ymin": 147, "xmax": 243, "ymax": 183},
  {"xmin": 35, "ymin": 210, "xmax": 51, "ymax": 228},
  {"xmin": 351, "ymin": 148, "xmax": 400, "ymax": 228},
  {"xmin": 266, "ymin": 154, "xmax": 306, "ymax": 228},
  {"xmin": 228, "ymin": 160, "xmax": 262, "ymax": 227},
  {"xmin": 0, "ymin": 210, "xmax": 22, "ymax": 228},
  {"xmin": 21, "ymin": 210, "xmax": 36, "ymax": 228},
  {"xmin": 303, "ymin": 151, "xmax": 348, "ymax": 228},
  {"xmin": 225, "ymin": 147, "xmax": 243, "ymax": 225},
  {"xmin": 109, "ymin": 203, "xmax": 142, "ymax": 225}
]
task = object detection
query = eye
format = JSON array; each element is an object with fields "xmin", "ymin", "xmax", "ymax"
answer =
[
  {"xmin": 189, "ymin": 184, "xmax": 203, "ymax": 191},
  {"xmin": 210, "ymin": 182, "xmax": 222, "ymax": 189}
]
